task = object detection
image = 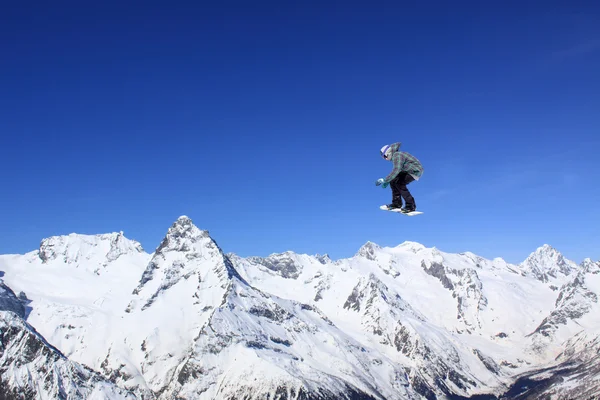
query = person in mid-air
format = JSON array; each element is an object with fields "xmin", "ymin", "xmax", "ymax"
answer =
[{"xmin": 375, "ymin": 142, "xmax": 424, "ymax": 213}]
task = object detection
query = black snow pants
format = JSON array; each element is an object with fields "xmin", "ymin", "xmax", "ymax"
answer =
[{"xmin": 390, "ymin": 172, "xmax": 416, "ymax": 210}]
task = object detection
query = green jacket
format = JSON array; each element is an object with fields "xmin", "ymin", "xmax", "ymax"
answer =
[{"xmin": 383, "ymin": 142, "xmax": 424, "ymax": 183}]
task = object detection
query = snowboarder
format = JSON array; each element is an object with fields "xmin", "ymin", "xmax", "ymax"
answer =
[{"xmin": 375, "ymin": 143, "xmax": 423, "ymax": 213}]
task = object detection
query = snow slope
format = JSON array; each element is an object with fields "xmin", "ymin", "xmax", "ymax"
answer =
[{"xmin": 0, "ymin": 279, "xmax": 135, "ymax": 400}]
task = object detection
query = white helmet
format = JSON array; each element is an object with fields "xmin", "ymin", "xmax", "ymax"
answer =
[{"xmin": 380, "ymin": 145, "xmax": 392, "ymax": 160}]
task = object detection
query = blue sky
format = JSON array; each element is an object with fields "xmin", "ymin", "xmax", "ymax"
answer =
[{"xmin": 1, "ymin": 2, "xmax": 599, "ymax": 264}]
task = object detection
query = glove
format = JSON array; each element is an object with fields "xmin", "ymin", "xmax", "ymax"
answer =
[{"xmin": 375, "ymin": 178, "xmax": 389, "ymax": 188}]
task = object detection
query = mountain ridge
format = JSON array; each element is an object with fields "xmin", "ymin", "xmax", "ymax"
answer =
[{"xmin": 0, "ymin": 216, "xmax": 598, "ymax": 399}]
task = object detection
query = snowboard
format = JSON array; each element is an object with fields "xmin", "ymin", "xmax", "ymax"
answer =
[{"xmin": 379, "ymin": 205, "xmax": 423, "ymax": 216}]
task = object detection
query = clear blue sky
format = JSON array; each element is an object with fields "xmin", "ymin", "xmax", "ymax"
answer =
[{"xmin": 1, "ymin": 2, "xmax": 599, "ymax": 264}]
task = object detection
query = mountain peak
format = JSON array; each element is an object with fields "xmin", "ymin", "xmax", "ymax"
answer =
[
  {"xmin": 396, "ymin": 241, "xmax": 426, "ymax": 253},
  {"xmin": 154, "ymin": 216, "xmax": 209, "ymax": 255},
  {"xmin": 171, "ymin": 215, "xmax": 196, "ymax": 232},
  {"xmin": 536, "ymin": 244, "xmax": 557, "ymax": 254},
  {"xmin": 357, "ymin": 241, "xmax": 381, "ymax": 261},
  {"xmin": 525, "ymin": 244, "xmax": 562, "ymax": 262},
  {"xmin": 521, "ymin": 244, "xmax": 575, "ymax": 282},
  {"xmin": 38, "ymin": 232, "xmax": 144, "ymax": 264},
  {"xmin": 130, "ymin": 215, "xmax": 241, "ymax": 311},
  {"xmin": 176, "ymin": 215, "xmax": 192, "ymax": 224}
]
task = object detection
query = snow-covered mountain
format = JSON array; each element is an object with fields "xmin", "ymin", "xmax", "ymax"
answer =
[
  {"xmin": 0, "ymin": 216, "xmax": 599, "ymax": 399},
  {"xmin": 0, "ymin": 279, "xmax": 135, "ymax": 400},
  {"xmin": 519, "ymin": 244, "xmax": 578, "ymax": 284}
]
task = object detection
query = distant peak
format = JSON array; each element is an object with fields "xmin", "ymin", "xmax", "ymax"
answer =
[
  {"xmin": 523, "ymin": 244, "xmax": 561, "ymax": 261},
  {"xmin": 396, "ymin": 241, "xmax": 426, "ymax": 252},
  {"xmin": 357, "ymin": 241, "xmax": 381, "ymax": 261},
  {"xmin": 37, "ymin": 232, "xmax": 144, "ymax": 264},
  {"xmin": 359, "ymin": 241, "xmax": 381, "ymax": 251},
  {"xmin": 521, "ymin": 244, "xmax": 575, "ymax": 281},
  {"xmin": 361, "ymin": 241, "xmax": 379, "ymax": 247},
  {"xmin": 524, "ymin": 244, "xmax": 563, "ymax": 263}
]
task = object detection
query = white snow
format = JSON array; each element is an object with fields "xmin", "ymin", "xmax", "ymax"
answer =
[{"xmin": 1, "ymin": 219, "xmax": 599, "ymax": 399}]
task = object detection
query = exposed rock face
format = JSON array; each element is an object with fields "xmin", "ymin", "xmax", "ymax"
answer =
[
  {"xmin": 528, "ymin": 257, "xmax": 599, "ymax": 348},
  {"xmin": 421, "ymin": 260, "xmax": 488, "ymax": 331},
  {"xmin": 0, "ymin": 280, "xmax": 25, "ymax": 318},
  {"xmin": 247, "ymin": 252, "xmax": 303, "ymax": 279}
]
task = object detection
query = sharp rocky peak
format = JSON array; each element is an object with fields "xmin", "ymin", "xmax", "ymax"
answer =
[
  {"xmin": 520, "ymin": 244, "xmax": 576, "ymax": 282},
  {"xmin": 357, "ymin": 241, "xmax": 381, "ymax": 261},
  {"xmin": 534, "ymin": 244, "xmax": 559, "ymax": 256},
  {"xmin": 153, "ymin": 215, "xmax": 211, "ymax": 255},
  {"xmin": 130, "ymin": 216, "xmax": 245, "ymax": 309}
]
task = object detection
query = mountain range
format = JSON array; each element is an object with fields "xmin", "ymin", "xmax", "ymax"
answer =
[{"xmin": 1, "ymin": 216, "xmax": 598, "ymax": 399}]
